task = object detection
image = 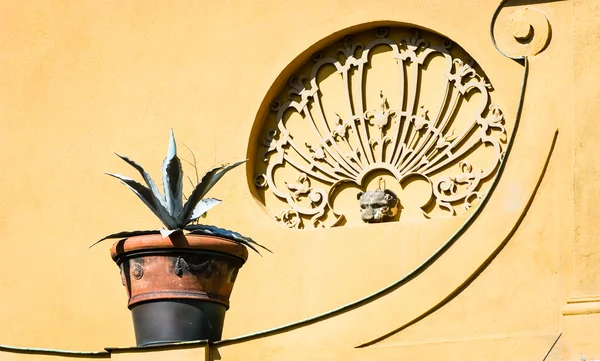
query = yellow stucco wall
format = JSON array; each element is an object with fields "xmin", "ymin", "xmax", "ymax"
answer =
[{"xmin": 0, "ymin": 0, "xmax": 597, "ymax": 360}]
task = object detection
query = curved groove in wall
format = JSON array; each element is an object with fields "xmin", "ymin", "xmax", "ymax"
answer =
[
  {"xmin": 218, "ymin": 0, "xmax": 553, "ymax": 346},
  {"xmin": 357, "ymin": 129, "xmax": 559, "ymax": 348},
  {"xmin": 217, "ymin": 60, "xmax": 529, "ymax": 347}
]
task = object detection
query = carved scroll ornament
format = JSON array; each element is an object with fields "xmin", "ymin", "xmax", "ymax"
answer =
[{"xmin": 253, "ymin": 27, "xmax": 510, "ymax": 229}]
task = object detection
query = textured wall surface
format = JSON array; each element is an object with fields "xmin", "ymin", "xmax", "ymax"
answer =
[{"xmin": 0, "ymin": 0, "xmax": 595, "ymax": 360}]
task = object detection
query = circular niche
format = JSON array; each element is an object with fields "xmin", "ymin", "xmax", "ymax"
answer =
[{"xmin": 250, "ymin": 26, "xmax": 509, "ymax": 229}]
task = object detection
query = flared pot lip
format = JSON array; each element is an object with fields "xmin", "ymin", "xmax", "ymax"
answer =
[{"xmin": 110, "ymin": 233, "xmax": 249, "ymax": 263}]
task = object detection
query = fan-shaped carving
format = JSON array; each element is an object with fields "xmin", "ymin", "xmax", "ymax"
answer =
[{"xmin": 252, "ymin": 26, "xmax": 509, "ymax": 229}]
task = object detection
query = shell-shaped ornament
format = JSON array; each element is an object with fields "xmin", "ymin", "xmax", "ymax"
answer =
[{"xmin": 252, "ymin": 26, "xmax": 509, "ymax": 229}]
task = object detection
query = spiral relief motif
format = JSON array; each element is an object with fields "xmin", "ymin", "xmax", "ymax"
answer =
[{"xmin": 492, "ymin": 4, "xmax": 551, "ymax": 58}]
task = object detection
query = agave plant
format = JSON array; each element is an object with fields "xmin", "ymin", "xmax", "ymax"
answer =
[{"xmin": 91, "ymin": 130, "xmax": 269, "ymax": 254}]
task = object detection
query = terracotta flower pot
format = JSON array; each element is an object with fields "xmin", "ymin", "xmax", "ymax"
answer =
[{"xmin": 110, "ymin": 233, "xmax": 248, "ymax": 346}]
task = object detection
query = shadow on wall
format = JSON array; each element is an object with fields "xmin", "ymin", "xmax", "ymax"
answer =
[{"xmin": 505, "ymin": 0, "xmax": 566, "ymax": 6}]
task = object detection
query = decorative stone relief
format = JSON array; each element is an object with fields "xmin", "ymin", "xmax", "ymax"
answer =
[
  {"xmin": 252, "ymin": 27, "xmax": 510, "ymax": 229},
  {"xmin": 358, "ymin": 179, "xmax": 399, "ymax": 223},
  {"xmin": 492, "ymin": 6, "xmax": 552, "ymax": 58}
]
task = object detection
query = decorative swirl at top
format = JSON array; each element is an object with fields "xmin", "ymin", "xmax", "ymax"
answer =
[{"xmin": 491, "ymin": 1, "xmax": 552, "ymax": 59}]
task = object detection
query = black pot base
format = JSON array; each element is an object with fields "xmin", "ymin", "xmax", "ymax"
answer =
[{"xmin": 131, "ymin": 299, "xmax": 226, "ymax": 346}]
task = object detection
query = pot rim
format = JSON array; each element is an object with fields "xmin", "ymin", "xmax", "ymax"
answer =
[{"xmin": 110, "ymin": 233, "xmax": 249, "ymax": 262}]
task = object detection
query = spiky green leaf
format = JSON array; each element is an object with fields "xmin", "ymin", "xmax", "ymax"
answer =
[
  {"xmin": 89, "ymin": 229, "xmax": 161, "ymax": 248},
  {"xmin": 106, "ymin": 173, "xmax": 178, "ymax": 229},
  {"xmin": 189, "ymin": 198, "xmax": 221, "ymax": 223},
  {"xmin": 177, "ymin": 160, "xmax": 246, "ymax": 225},
  {"xmin": 114, "ymin": 152, "xmax": 166, "ymax": 209},
  {"xmin": 187, "ymin": 227, "xmax": 260, "ymax": 255},
  {"xmin": 177, "ymin": 165, "xmax": 220, "ymax": 223},
  {"xmin": 162, "ymin": 130, "xmax": 184, "ymax": 218},
  {"xmin": 184, "ymin": 224, "xmax": 271, "ymax": 255}
]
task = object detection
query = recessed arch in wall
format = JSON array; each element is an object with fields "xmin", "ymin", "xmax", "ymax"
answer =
[{"xmin": 249, "ymin": 25, "xmax": 510, "ymax": 229}]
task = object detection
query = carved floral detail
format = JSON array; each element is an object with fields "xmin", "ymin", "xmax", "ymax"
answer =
[
  {"xmin": 254, "ymin": 27, "xmax": 509, "ymax": 228},
  {"xmin": 275, "ymin": 209, "xmax": 302, "ymax": 229}
]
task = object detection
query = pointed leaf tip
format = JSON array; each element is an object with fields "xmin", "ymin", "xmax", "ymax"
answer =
[
  {"xmin": 104, "ymin": 172, "xmax": 178, "ymax": 229},
  {"xmin": 112, "ymin": 153, "xmax": 168, "ymax": 211},
  {"xmin": 187, "ymin": 198, "xmax": 222, "ymax": 223},
  {"xmin": 167, "ymin": 129, "xmax": 177, "ymax": 158},
  {"xmin": 89, "ymin": 229, "xmax": 162, "ymax": 248},
  {"xmin": 183, "ymin": 224, "xmax": 269, "ymax": 255},
  {"xmin": 160, "ymin": 228, "xmax": 181, "ymax": 238},
  {"xmin": 178, "ymin": 159, "xmax": 247, "ymax": 224},
  {"xmin": 162, "ymin": 130, "xmax": 184, "ymax": 220}
]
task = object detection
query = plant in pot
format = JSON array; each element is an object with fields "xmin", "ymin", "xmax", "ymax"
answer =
[{"xmin": 92, "ymin": 130, "xmax": 269, "ymax": 347}]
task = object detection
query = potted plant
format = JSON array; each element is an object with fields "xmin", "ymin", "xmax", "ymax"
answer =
[{"xmin": 92, "ymin": 130, "xmax": 269, "ymax": 347}]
